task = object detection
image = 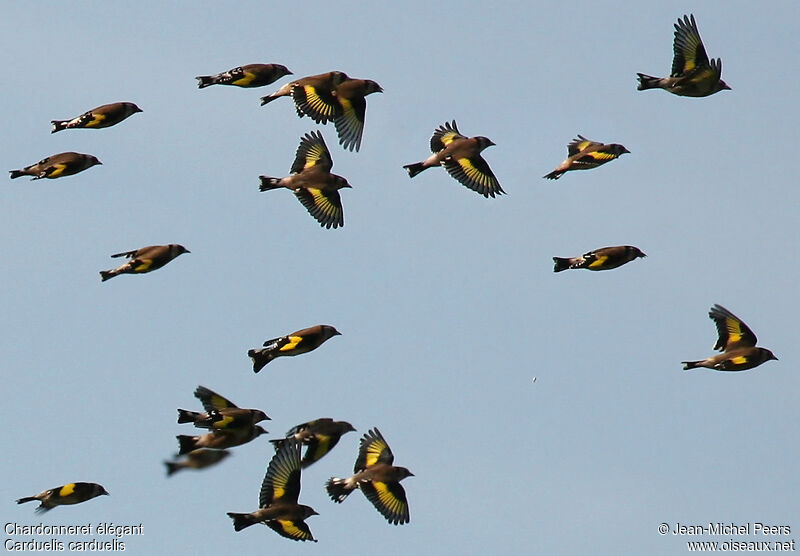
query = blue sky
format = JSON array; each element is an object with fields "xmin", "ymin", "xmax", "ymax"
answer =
[{"xmin": 2, "ymin": 2, "xmax": 798, "ymax": 554}]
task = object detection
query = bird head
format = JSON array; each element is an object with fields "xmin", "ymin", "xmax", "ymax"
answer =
[
  {"xmin": 366, "ymin": 80, "xmax": 383, "ymax": 94},
  {"xmin": 89, "ymin": 156, "xmax": 103, "ymax": 167},
  {"xmin": 254, "ymin": 410, "xmax": 270, "ymax": 422},
  {"xmin": 476, "ymin": 136, "xmax": 496, "ymax": 150},
  {"xmin": 301, "ymin": 506, "xmax": 319, "ymax": 518}
]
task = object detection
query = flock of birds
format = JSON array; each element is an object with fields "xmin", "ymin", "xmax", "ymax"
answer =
[{"xmin": 13, "ymin": 12, "xmax": 779, "ymax": 544}]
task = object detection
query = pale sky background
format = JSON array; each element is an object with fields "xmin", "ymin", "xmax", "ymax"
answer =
[{"xmin": 2, "ymin": 2, "xmax": 798, "ymax": 555}]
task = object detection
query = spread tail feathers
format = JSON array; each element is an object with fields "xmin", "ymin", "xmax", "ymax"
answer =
[
  {"xmin": 177, "ymin": 435, "xmax": 197, "ymax": 455},
  {"xmin": 325, "ymin": 478, "xmax": 354, "ymax": 503},
  {"xmin": 195, "ymin": 76, "xmax": 215, "ymax": 89},
  {"xmin": 227, "ymin": 512, "xmax": 258, "ymax": 531},
  {"xmin": 258, "ymin": 176, "xmax": 282, "ymax": 192}
]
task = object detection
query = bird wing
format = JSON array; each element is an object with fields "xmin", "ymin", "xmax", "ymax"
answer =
[
  {"xmin": 302, "ymin": 433, "xmax": 334, "ymax": 467},
  {"xmin": 442, "ymin": 154, "xmax": 503, "ymax": 198},
  {"xmin": 290, "ymin": 131, "xmax": 333, "ymax": 174},
  {"xmin": 709, "ymin": 304, "xmax": 758, "ymax": 351},
  {"xmin": 356, "ymin": 428, "xmax": 394, "ymax": 472},
  {"xmin": 430, "ymin": 120, "xmax": 465, "ymax": 153},
  {"xmin": 672, "ymin": 14, "xmax": 710, "ymax": 76},
  {"xmin": 194, "ymin": 385, "xmax": 238, "ymax": 411},
  {"xmin": 567, "ymin": 136, "xmax": 602, "ymax": 156},
  {"xmin": 361, "ymin": 480, "xmax": 410, "ymax": 525},
  {"xmin": 333, "ymin": 95, "xmax": 367, "ymax": 152},
  {"xmin": 260, "ymin": 441, "xmax": 302, "ymax": 506},
  {"xmin": 266, "ymin": 519, "xmax": 315, "ymax": 542},
  {"xmin": 292, "ymin": 81, "xmax": 340, "ymax": 124},
  {"xmin": 294, "ymin": 186, "xmax": 344, "ymax": 229}
]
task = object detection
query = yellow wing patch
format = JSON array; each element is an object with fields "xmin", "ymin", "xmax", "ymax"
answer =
[
  {"xmin": 215, "ymin": 415, "xmax": 234, "ymax": 428},
  {"xmin": 85, "ymin": 114, "xmax": 107, "ymax": 127},
  {"xmin": 133, "ymin": 259, "xmax": 154, "ymax": 272},
  {"xmin": 48, "ymin": 163, "xmax": 68, "ymax": 178},
  {"xmin": 729, "ymin": 356, "xmax": 748, "ymax": 365},
  {"xmin": 301, "ymin": 86, "xmax": 337, "ymax": 119},
  {"xmin": 588, "ymin": 255, "xmax": 609, "ymax": 269},
  {"xmin": 364, "ymin": 438, "xmax": 388, "ymax": 467},
  {"xmin": 373, "ymin": 481, "xmax": 405, "ymax": 515},
  {"xmin": 232, "ymin": 72, "xmax": 256, "ymax": 87},
  {"xmin": 275, "ymin": 519, "xmax": 311, "ymax": 541},
  {"xmin": 457, "ymin": 158, "xmax": 492, "ymax": 186},
  {"xmin": 279, "ymin": 335, "xmax": 303, "ymax": 352},
  {"xmin": 59, "ymin": 484, "xmax": 76, "ymax": 497},
  {"xmin": 724, "ymin": 318, "xmax": 744, "ymax": 346},
  {"xmin": 587, "ymin": 151, "xmax": 617, "ymax": 161},
  {"xmin": 439, "ymin": 130, "xmax": 461, "ymax": 146}
]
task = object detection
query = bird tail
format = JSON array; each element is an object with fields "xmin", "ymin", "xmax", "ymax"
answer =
[
  {"xmin": 227, "ymin": 512, "xmax": 258, "ymax": 532},
  {"xmin": 195, "ymin": 76, "xmax": 215, "ymax": 89},
  {"xmin": 50, "ymin": 120, "xmax": 69, "ymax": 133},
  {"xmin": 248, "ymin": 348, "xmax": 274, "ymax": 373},
  {"xmin": 636, "ymin": 73, "xmax": 661, "ymax": 91},
  {"xmin": 552, "ymin": 257, "xmax": 572, "ymax": 272},
  {"xmin": 403, "ymin": 163, "xmax": 426, "ymax": 178},
  {"xmin": 260, "ymin": 94, "xmax": 278, "ymax": 106},
  {"xmin": 682, "ymin": 361, "xmax": 700, "ymax": 370},
  {"xmin": 258, "ymin": 177, "xmax": 283, "ymax": 192},
  {"xmin": 177, "ymin": 409, "xmax": 199, "ymax": 424},
  {"xmin": 164, "ymin": 461, "xmax": 181, "ymax": 476},
  {"xmin": 543, "ymin": 170, "xmax": 562, "ymax": 180},
  {"xmin": 9, "ymin": 170, "xmax": 25, "ymax": 179},
  {"xmin": 177, "ymin": 435, "xmax": 197, "ymax": 455},
  {"xmin": 16, "ymin": 496, "xmax": 37, "ymax": 505},
  {"xmin": 325, "ymin": 478, "xmax": 354, "ymax": 503},
  {"xmin": 99, "ymin": 270, "xmax": 117, "ymax": 282}
]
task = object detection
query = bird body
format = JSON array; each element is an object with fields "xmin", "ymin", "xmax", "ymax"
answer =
[
  {"xmin": 248, "ymin": 324, "xmax": 341, "ymax": 373},
  {"xmin": 227, "ymin": 440, "xmax": 317, "ymax": 541},
  {"xmin": 177, "ymin": 385, "xmax": 269, "ymax": 430},
  {"xmin": 177, "ymin": 425, "xmax": 267, "ymax": 455},
  {"xmin": 404, "ymin": 120, "xmax": 503, "ymax": 198},
  {"xmin": 16, "ymin": 483, "xmax": 108, "ymax": 512},
  {"xmin": 259, "ymin": 132, "xmax": 351, "ymax": 229},
  {"xmin": 553, "ymin": 246, "xmax": 646, "ymax": 272},
  {"xmin": 326, "ymin": 427, "xmax": 413, "ymax": 525},
  {"xmin": 10, "ymin": 152, "xmax": 101, "ymax": 180},
  {"xmin": 682, "ymin": 304, "xmax": 777, "ymax": 371},
  {"xmin": 99, "ymin": 244, "xmax": 189, "ymax": 281},
  {"xmin": 51, "ymin": 102, "xmax": 141, "ymax": 133},
  {"xmin": 196, "ymin": 63, "xmax": 291, "ymax": 89},
  {"xmin": 543, "ymin": 135, "xmax": 629, "ymax": 180},
  {"xmin": 271, "ymin": 418, "xmax": 356, "ymax": 467},
  {"xmin": 164, "ymin": 448, "xmax": 230, "ymax": 476},
  {"xmin": 637, "ymin": 14, "xmax": 730, "ymax": 97}
]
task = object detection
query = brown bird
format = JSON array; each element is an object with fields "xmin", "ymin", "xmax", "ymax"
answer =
[
  {"xmin": 553, "ymin": 246, "xmax": 646, "ymax": 272},
  {"xmin": 682, "ymin": 304, "xmax": 778, "ymax": 371},
  {"xmin": 543, "ymin": 135, "xmax": 629, "ymax": 180},
  {"xmin": 260, "ymin": 71, "xmax": 349, "ymax": 122},
  {"xmin": 16, "ymin": 483, "xmax": 108, "ymax": 513},
  {"xmin": 637, "ymin": 14, "xmax": 731, "ymax": 97},
  {"xmin": 403, "ymin": 120, "xmax": 503, "ymax": 198},
  {"xmin": 270, "ymin": 418, "xmax": 356, "ymax": 468},
  {"xmin": 177, "ymin": 385, "xmax": 269, "ymax": 431},
  {"xmin": 326, "ymin": 427, "xmax": 413, "ymax": 525},
  {"xmin": 99, "ymin": 244, "xmax": 189, "ymax": 281},
  {"xmin": 164, "ymin": 448, "xmax": 230, "ymax": 476},
  {"xmin": 196, "ymin": 63, "xmax": 292, "ymax": 89},
  {"xmin": 325, "ymin": 78, "xmax": 383, "ymax": 151},
  {"xmin": 10, "ymin": 152, "xmax": 101, "ymax": 180},
  {"xmin": 177, "ymin": 425, "xmax": 267, "ymax": 455},
  {"xmin": 51, "ymin": 102, "xmax": 142, "ymax": 133},
  {"xmin": 248, "ymin": 324, "xmax": 341, "ymax": 373},
  {"xmin": 226, "ymin": 440, "xmax": 318, "ymax": 542},
  {"xmin": 258, "ymin": 132, "xmax": 351, "ymax": 229}
]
